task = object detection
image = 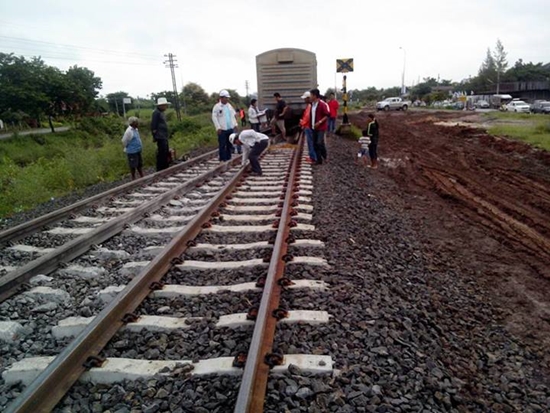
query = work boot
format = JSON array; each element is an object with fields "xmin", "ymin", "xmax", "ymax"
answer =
[{"xmin": 371, "ymin": 159, "xmax": 379, "ymax": 169}]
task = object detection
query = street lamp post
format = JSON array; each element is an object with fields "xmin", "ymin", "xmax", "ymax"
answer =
[{"xmin": 399, "ymin": 47, "xmax": 407, "ymax": 96}]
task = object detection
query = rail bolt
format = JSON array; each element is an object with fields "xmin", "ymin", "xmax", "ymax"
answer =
[
  {"xmin": 211, "ymin": 211, "xmax": 220, "ymax": 217},
  {"xmin": 278, "ymin": 202, "xmax": 284, "ymax": 208},
  {"xmin": 171, "ymin": 257, "xmax": 183, "ymax": 266},
  {"xmin": 289, "ymin": 220, "xmax": 298, "ymax": 228},
  {"xmin": 186, "ymin": 240, "xmax": 197, "ymax": 247},
  {"xmin": 285, "ymin": 235, "xmax": 296, "ymax": 244},
  {"xmin": 272, "ymin": 220, "xmax": 281, "ymax": 229},
  {"xmin": 290, "ymin": 209, "xmax": 298, "ymax": 216},
  {"xmin": 292, "ymin": 194, "xmax": 300, "ymax": 199},
  {"xmin": 149, "ymin": 281, "xmax": 165, "ymax": 291},
  {"xmin": 264, "ymin": 352, "xmax": 285, "ymax": 368},
  {"xmin": 272, "ymin": 308, "xmax": 289, "ymax": 320},
  {"xmin": 69, "ymin": 213, "xmax": 77, "ymax": 220},
  {"xmin": 267, "ymin": 236, "xmax": 277, "ymax": 245},
  {"xmin": 83, "ymin": 355, "xmax": 106, "ymax": 369},
  {"xmin": 278, "ymin": 277, "xmax": 295, "ymax": 288},
  {"xmin": 262, "ymin": 253, "xmax": 272, "ymax": 263},
  {"xmin": 282, "ymin": 254, "xmax": 294, "ymax": 263},
  {"xmin": 143, "ymin": 212, "xmax": 150, "ymax": 218},
  {"xmin": 256, "ymin": 277, "xmax": 266, "ymax": 288},
  {"xmin": 225, "ymin": 195, "xmax": 233, "ymax": 200},
  {"xmin": 202, "ymin": 222, "xmax": 212, "ymax": 229},
  {"xmin": 275, "ymin": 210, "xmax": 282, "ymax": 218},
  {"xmin": 122, "ymin": 313, "xmax": 140, "ymax": 323},
  {"xmin": 246, "ymin": 306, "xmax": 259, "ymax": 320},
  {"xmin": 232, "ymin": 353, "xmax": 247, "ymax": 368},
  {"xmin": 220, "ymin": 202, "xmax": 228, "ymax": 208}
]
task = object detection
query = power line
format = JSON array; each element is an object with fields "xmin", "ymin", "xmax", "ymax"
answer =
[
  {"xmin": 11, "ymin": 53, "xmax": 159, "ymax": 67},
  {"xmin": 0, "ymin": 44, "xmax": 160, "ymax": 64},
  {"xmin": 0, "ymin": 35, "xmax": 160, "ymax": 59}
]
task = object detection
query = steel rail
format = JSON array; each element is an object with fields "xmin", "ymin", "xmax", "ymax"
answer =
[
  {"xmin": 234, "ymin": 139, "xmax": 303, "ymax": 412},
  {"xmin": 5, "ymin": 157, "xmax": 250, "ymax": 413},
  {"xmin": 0, "ymin": 156, "xmax": 240, "ymax": 303},
  {"xmin": 0, "ymin": 149, "xmax": 218, "ymax": 244}
]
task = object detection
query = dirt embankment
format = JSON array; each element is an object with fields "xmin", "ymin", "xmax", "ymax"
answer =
[{"xmin": 350, "ymin": 110, "xmax": 550, "ymax": 359}]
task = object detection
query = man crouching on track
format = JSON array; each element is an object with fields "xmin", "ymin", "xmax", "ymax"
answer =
[
  {"xmin": 229, "ymin": 130, "xmax": 269, "ymax": 176},
  {"xmin": 121, "ymin": 116, "xmax": 144, "ymax": 180}
]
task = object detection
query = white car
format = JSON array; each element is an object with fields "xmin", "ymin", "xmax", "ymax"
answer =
[{"xmin": 505, "ymin": 101, "xmax": 530, "ymax": 113}]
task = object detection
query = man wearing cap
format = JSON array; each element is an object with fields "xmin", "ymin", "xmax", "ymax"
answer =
[
  {"xmin": 299, "ymin": 91, "xmax": 317, "ymax": 164},
  {"xmin": 151, "ymin": 97, "xmax": 171, "ymax": 171},
  {"xmin": 212, "ymin": 90, "xmax": 238, "ymax": 162},
  {"xmin": 229, "ymin": 130, "xmax": 269, "ymax": 175}
]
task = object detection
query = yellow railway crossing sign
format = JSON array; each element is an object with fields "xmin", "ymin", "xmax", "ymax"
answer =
[{"xmin": 336, "ymin": 58, "xmax": 354, "ymax": 73}]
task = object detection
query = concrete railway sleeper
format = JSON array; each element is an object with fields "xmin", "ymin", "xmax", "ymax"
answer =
[
  {"xmin": 1, "ymin": 141, "xmax": 334, "ymax": 413},
  {"xmin": 0, "ymin": 149, "xmax": 219, "ymax": 245},
  {"xmin": 0, "ymin": 154, "xmax": 240, "ymax": 302}
]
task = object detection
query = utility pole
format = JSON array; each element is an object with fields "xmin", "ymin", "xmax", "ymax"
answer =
[{"xmin": 164, "ymin": 53, "xmax": 182, "ymax": 121}]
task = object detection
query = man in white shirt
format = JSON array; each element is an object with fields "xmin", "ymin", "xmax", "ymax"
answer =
[
  {"xmin": 229, "ymin": 130, "xmax": 269, "ymax": 175},
  {"xmin": 212, "ymin": 90, "xmax": 238, "ymax": 161}
]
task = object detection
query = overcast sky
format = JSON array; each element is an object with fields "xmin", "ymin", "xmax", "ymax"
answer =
[{"xmin": 1, "ymin": 0, "xmax": 549, "ymax": 99}]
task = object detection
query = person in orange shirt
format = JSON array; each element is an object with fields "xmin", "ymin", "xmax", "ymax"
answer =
[
  {"xmin": 239, "ymin": 108, "xmax": 246, "ymax": 127},
  {"xmin": 299, "ymin": 91, "xmax": 317, "ymax": 163}
]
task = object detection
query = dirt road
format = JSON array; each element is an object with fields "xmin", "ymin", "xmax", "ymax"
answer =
[{"xmin": 350, "ymin": 110, "xmax": 550, "ymax": 363}]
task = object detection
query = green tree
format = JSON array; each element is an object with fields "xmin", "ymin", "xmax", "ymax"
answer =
[
  {"xmin": 503, "ymin": 59, "xmax": 550, "ymax": 82},
  {"xmin": 0, "ymin": 53, "xmax": 102, "ymax": 127},
  {"xmin": 106, "ymin": 91, "xmax": 133, "ymax": 116},
  {"xmin": 180, "ymin": 82, "xmax": 210, "ymax": 115},
  {"xmin": 493, "ymin": 39, "xmax": 508, "ymax": 94}
]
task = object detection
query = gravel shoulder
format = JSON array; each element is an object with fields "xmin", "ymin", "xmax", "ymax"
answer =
[{"xmin": 264, "ymin": 131, "xmax": 549, "ymax": 412}]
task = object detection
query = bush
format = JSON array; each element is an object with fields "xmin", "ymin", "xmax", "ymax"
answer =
[{"xmin": 0, "ymin": 114, "xmax": 218, "ymax": 218}]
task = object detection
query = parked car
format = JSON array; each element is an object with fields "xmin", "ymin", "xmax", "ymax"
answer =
[
  {"xmin": 531, "ymin": 101, "xmax": 550, "ymax": 114},
  {"xmin": 475, "ymin": 100, "xmax": 490, "ymax": 109},
  {"xmin": 505, "ymin": 100, "xmax": 531, "ymax": 113},
  {"xmin": 376, "ymin": 97, "xmax": 411, "ymax": 111}
]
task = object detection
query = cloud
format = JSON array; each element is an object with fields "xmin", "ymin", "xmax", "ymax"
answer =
[{"xmin": 1, "ymin": 0, "xmax": 549, "ymax": 97}]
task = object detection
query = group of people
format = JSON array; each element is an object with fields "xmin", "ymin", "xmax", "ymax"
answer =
[
  {"xmin": 120, "ymin": 88, "xmax": 380, "ymax": 180},
  {"xmin": 357, "ymin": 114, "xmax": 379, "ymax": 169},
  {"xmin": 120, "ymin": 96, "xmax": 174, "ymax": 180},
  {"xmin": 299, "ymin": 89, "xmax": 340, "ymax": 165}
]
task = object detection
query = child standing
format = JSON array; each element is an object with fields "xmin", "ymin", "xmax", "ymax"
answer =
[
  {"xmin": 365, "ymin": 113, "xmax": 379, "ymax": 169},
  {"xmin": 356, "ymin": 130, "xmax": 371, "ymax": 166}
]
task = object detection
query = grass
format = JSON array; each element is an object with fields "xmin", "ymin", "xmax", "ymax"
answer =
[
  {"xmin": 483, "ymin": 112, "xmax": 550, "ymax": 151},
  {"xmin": 0, "ymin": 114, "xmax": 217, "ymax": 218}
]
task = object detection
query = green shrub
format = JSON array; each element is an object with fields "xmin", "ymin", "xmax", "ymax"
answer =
[{"xmin": 0, "ymin": 114, "xmax": 218, "ymax": 218}]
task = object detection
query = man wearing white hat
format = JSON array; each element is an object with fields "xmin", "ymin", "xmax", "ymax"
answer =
[
  {"xmin": 212, "ymin": 90, "xmax": 238, "ymax": 162},
  {"xmin": 229, "ymin": 130, "xmax": 269, "ymax": 175},
  {"xmin": 151, "ymin": 97, "xmax": 171, "ymax": 171}
]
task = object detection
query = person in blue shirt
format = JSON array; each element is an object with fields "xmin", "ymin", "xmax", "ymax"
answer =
[{"xmin": 121, "ymin": 117, "xmax": 144, "ymax": 180}]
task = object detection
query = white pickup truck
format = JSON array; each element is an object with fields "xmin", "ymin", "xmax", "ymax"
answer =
[{"xmin": 376, "ymin": 97, "xmax": 411, "ymax": 111}]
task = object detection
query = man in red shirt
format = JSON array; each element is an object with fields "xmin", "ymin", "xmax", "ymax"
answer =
[
  {"xmin": 310, "ymin": 88, "xmax": 330, "ymax": 164},
  {"xmin": 327, "ymin": 92, "xmax": 339, "ymax": 135}
]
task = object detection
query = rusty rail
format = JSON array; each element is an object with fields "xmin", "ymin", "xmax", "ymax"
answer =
[
  {"xmin": 234, "ymin": 139, "xmax": 303, "ymax": 412},
  {"xmin": 5, "ymin": 157, "xmax": 248, "ymax": 413},
  {"xmin": 0, "ymin": 149, "xmax": 218, "ymax": 244},
  {"xmin": 0, "ymin": 156, "xmax": 241, "ymax": 303}
]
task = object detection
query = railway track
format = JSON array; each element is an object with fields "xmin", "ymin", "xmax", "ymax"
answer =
[
  {"xmin": 0, "ymin": 149, "xmax": 235, "ymax": 301},
  {"xmin": 1, "ymin": 140, "xmax": 334, "ymax": 412}
]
